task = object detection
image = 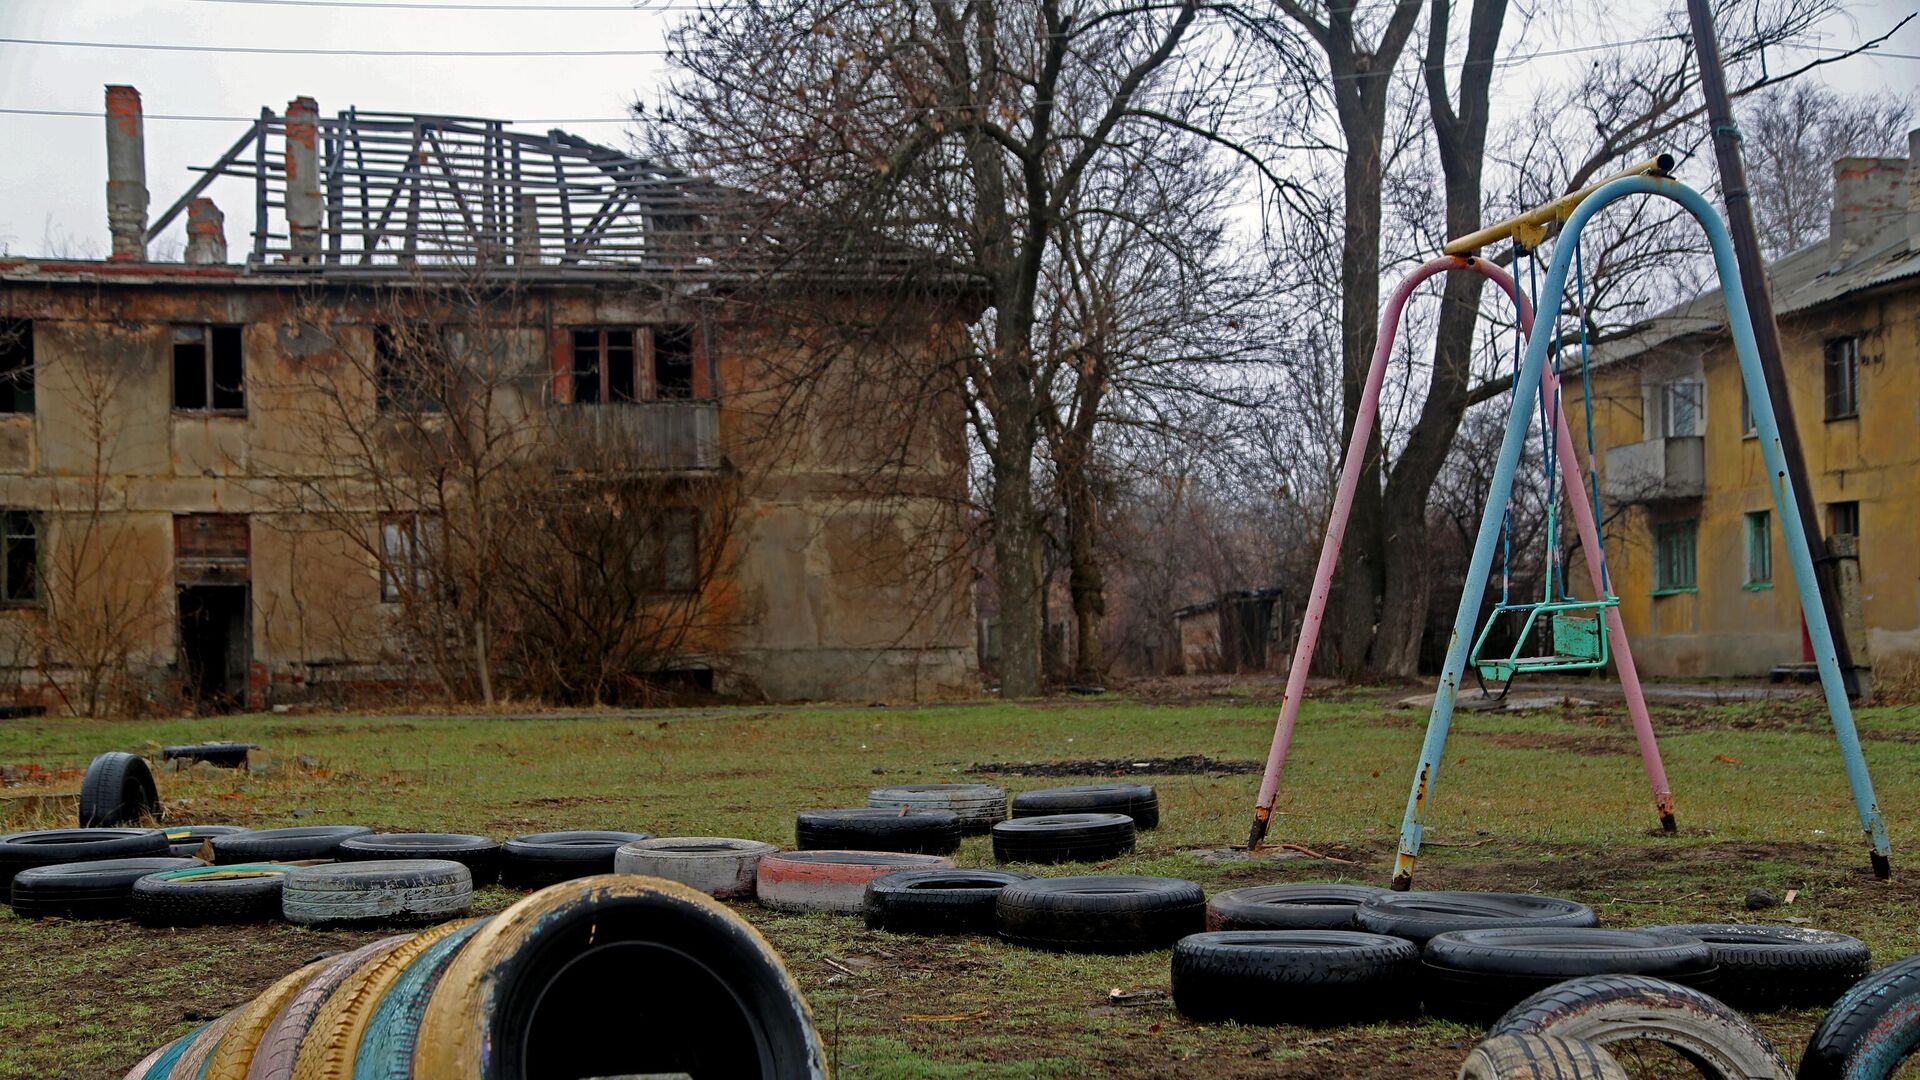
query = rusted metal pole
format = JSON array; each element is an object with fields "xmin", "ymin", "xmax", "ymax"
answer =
[{"xmin": 1684, "ymin": 0, "xmax": 1866, "ymax": 700}]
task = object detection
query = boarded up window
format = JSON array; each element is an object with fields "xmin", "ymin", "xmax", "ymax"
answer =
[
  {"xmin": 174, "ymin": 514, "xmax": 250, "ymax": 583},
  {"xmin": 172, "ymin": 325, "xmax": 245, "ymax": 412},
  {"xmin": 0, "ymin": 319, "xmax": 32, "ymax": 415}
]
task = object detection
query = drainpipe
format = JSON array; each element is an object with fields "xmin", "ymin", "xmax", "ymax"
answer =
[
  {"xmin": 184, "ymin": 199, "xmax": 227, "ymax": 265},
  {"xmin": 104, "ymin": 85, "xmax": 148, "ymax": 262},
  {"xmin": 285, "ymin": 96, "xmax": 322, "ymax": 263}
]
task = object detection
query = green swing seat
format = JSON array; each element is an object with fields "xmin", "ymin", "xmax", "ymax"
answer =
[{"xmin": 1470, "ymin": 597, "xmax": 1618, "ymax": 683}]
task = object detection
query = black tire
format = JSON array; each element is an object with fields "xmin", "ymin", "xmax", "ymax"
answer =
[
  {"xmin": 282, "ymin": 859, "xmax": 474, "ymax": 925},
  {"xmin": 1423, "ymin": 928, "xmax": 1714, "ymax": 1024},
  {"xmin": 161, "ymin": 742, "xmax": 257, "ymax": 768},
  {"xmin": 1172, "ymin": 930, "xmax": 1421, "ymax": 1024},
  {"xmin": 1010, "ymin": 784, "xmax": 1159, "ymax": 830},
  {"xmin": 794, "ymin": 809, "xmax": 962, "ymax": 856},
  {"xmin": 991, "ymin": 813, "xmax": 1136, "ymax": 864},
  {"xmin": 10, "ymin": 856, "xmax": 197, "ymax": 919},
  {"xmin": 500, "ymin": 831, "xmax": 653, "ymax": 888},
  {"xmin": 1206, "ymin": 883, "xmax": 1387, "ymax": 931},
  {"xmin": 0, "ymin": 827, "xmax": 170, "ymax": 889},
  {"xmin": 77, "ymin": 752, "xmax": 161, "ymax": 827},
  {"xmin": 995, "ymin": 875, "xmax": 1203, "ymax": 953},
  {"xmin": 1799, "ymin": 953, "xmax": 1920, "ymax": 1080},
  {"xmin": 1648, "ymin": 923, "xmax": 1870, "ymax": 1011},
  {"xmin": 129, "ymin": 862, "xmax": 292, "ymax": 926},
  {"xmin": 1492, "ymin": 974, "xmax": 1791, "ymax": 1080},
  {"xmin": 863, "ymin": 869, "xmax": 1035, "ymax": 935},
  {"xmin": 161, "ymin": 825, "xmax": 250, "ymax": 859},
  {"xmin": 210, "ymin": 824, "xmax": 372, "ymax": 863},
  {"xmin": 1356, "ymin": 890, "xmax": 1597, "ymax": 944},
  {"xmin": 1458, "ymin": 1033, "xmax": 1629, "ymax": 1079},
  {"xmin": 867, "ymin": 784, "xmax": 1007, "ymax": 834},
  {"xmin": 339, "ymin": 833, "xmax": 504, "ymax": 886}
]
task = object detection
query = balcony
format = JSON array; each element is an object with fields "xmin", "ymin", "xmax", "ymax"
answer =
[
  {"xmin": 1603, "ymin": 435, "xmax": 1704, "ymax": 503},
  {"xmin": 555, "ymin": 400, "xmax": 720, "ymax": 472}
]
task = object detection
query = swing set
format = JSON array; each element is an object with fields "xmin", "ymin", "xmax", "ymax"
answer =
[{"xmin": 1245, "ymin": 157, "xmax": 1894, "ymax": 890}]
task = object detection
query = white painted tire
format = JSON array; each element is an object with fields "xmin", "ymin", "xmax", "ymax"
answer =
[
  {"xmin": 868, "ymin": 783, "xmax": 1008, "ymax": 833},
  {"xmin": 613, "ymin": 837, "xmax": 779, "ymax": 898},
  {"xmin": 281, "ymin": 860, "xmax": 473, "ymax": 926},
  {"xmin": 755, "ymin": 850, "xmax": 955, "ymax": 915}
]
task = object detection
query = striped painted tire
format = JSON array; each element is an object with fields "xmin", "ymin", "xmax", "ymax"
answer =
[
  {"xmin": 613, "ymin": 838, "xmax": 780, "ymax": 898},
  {"xmin": 161, "ymin": 1006, "xmax": 243, "ymax": 1079},
  {"xmin": 868, "ymin": 784, "xmax": 1008, "ymax": 833},
  {"xmin": 354, "ymin": 919, "xmax": 490, "ymax": 1080},
  {"xmin": 290, "ymin": 918, "xmax": 483, "ymax": 1080},
  {"xmin": 243, "ymin": 936, "xmax": 411, "ymax": 1080},
  {"xmin": 203, "ymin": 959, "xmax": 335, "ymax": 1080},
  {"xmin": 755, "ymin": 851, "xmax": 956, "ymax": 915},
  {"xmin": 411, "ymin": 875, "xmax": 827, "ymax": 1080},
  {"xmin": 1459, "ymin": 1033, "xmax": 1629, "ymax": 1079},
  {"xmin": 131, "ymin": 863, "xmax": 296, "ymax": 927},
  {"xmin": 127, "ymin": 1024, "xmax": 204, "ymax": 1080},
  {"xmin": 281, "ymin": 861, "xmax": 472, "ymax": 926}
]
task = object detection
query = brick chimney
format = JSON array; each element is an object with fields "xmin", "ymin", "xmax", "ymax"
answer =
[
  {"xmin": 185, "ymin": 198, "xmax": 227, "ymax": 265},
  {"xmin": 104, "ymin": 85, "xmax": 148, "ymax": 262},
  {"xmin": 1829, "ymin": 152, "xmax": 1908, "ymax": 264},
  {"xmin": 284, "ymin": 96, "xmax": 321, "ymax": 263}
]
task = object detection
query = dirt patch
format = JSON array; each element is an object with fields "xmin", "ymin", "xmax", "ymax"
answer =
[
  {"xmin": 968, "ymin": 755, "xmax": 1261, "ymax": 777},
  {"xmin": 1477, "ymin": 731, "xmax": 1636, "ymax": 757}
]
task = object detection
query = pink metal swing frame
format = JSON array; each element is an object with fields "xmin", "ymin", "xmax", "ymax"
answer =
[{"xmin": 1244, "ymin": 254, "xmax": 1677, "ymax": 851}]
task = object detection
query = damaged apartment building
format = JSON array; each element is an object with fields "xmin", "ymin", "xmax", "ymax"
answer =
[{"xmin": 0, "ymin": 86, "xmax": 977, "ymax": 713}]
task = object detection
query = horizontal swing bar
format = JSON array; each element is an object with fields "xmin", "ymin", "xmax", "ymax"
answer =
[{"xmin": 1443, "ymin": 155, "xmax": 1674, "ymax": 255}]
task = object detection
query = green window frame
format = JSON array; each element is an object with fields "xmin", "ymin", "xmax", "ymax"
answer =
[
  {"xmin": 1745, "ymin": 511, "xmax": 1772, "ymax": 588},
  {"xmin": 1653, "ymin": 519, "xmax": 1697, "ymax": 594}
]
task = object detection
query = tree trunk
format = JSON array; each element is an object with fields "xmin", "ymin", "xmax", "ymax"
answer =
[
  {"xmin": 1064, "ymin": 459, "xmax": 1106, "ymax": 682},
  {"xmin": 991, "ymin": 432, "xmax": 1043, "ymax": 697},
  {"xmin": 1329, "ymin": 139, "xmax": 1390, "ymax": 677}
]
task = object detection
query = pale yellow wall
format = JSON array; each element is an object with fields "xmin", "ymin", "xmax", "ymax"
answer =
[{"xmin": 1574, "ymin": 284, "xmax": 1920, "ymax": 676}]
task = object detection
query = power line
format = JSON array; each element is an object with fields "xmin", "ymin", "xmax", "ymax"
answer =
[
  {"xmin": 0, "ymin": 37, "xmax": 671, "ymax": 57},
  {"xmin": 0, "ymin": 106, "xmax": 638, "ymax": 124}
]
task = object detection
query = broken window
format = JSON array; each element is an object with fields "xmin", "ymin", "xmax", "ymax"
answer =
[
  {"xmin": 1828, "ymin": 501, "xmax": 1860, "ymax": 541},
  {"xmin": 1824, "ymin": 336, "xmax": 1860, "ymax": 420},
  {"xmin": 570, "ymin": 328, "xmax": 638, "ymax": 404},
  {"xmin": 653, "ymin": 324, "xmax": 696, "ymax": 399},
  {"xmin": 635, "ymin": 507, "xmax": 700, "ymax": 592},
  {"xmin": 375, "ymin": 325, "xmax": 447, "ymax": 413},
  {"xmin": 0, "ymin": 319, "xmax": 32, "ymax": 415},
  {"xmin": 2, "ymin": 511, "xmax": 37, "ymax": 605},
  {"xmin": 379, "ymin": 513, "xmax": 441, "ymax": 602},
  {"xmin": 172, "ymin": 325, "xmax": 245, "ymax": 413}
]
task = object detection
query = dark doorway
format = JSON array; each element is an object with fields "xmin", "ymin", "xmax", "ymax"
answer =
[{"xmin": 180, "ymin": 585, "xmax": 249, "ymax": 711}]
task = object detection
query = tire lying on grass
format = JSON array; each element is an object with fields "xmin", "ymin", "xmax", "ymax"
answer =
[
  {"xmin": 1172, "ymin": 930, "xmax": 1420, "ymax": 1024},
  {"xmin": 863, "ymin": 869, "xmax": 1035, "ymax": 935},
  {"xmin": 868, "ymin": 784, "xmax": 1008, "ymax": 834},
  {"xmin": 756, "ymin": 850, "xmax": 955, "ymax": 915},
  {"xmin": 162, "ymin": 825, "xmax": 250, "ymax": 859},
  {"xmin": 1490, "ymin": 974, "xmax": 1791, "ymax": 1080},
  {"xmin": 1458, "ymin": 1033, "xmax": 1629, "ymax": 1080},
  {"xmin": 614, "ymin": 837, "xmax": 780, "ymax": 898},
  {"xmin": 281, "ymin": 860, "xmax": 473, "ymax": 926},
  {"xmin": 0, "ymin": 827, "xmax": 171, "ymax": 889},
  {"xmin": 9, "ymin": 857, "xmax": 197, "ymax": 919},
  {"xmin": 130, "ymin": 862, "xmax": 295, "ymax": 926},
  {"xmin": 411, "ymin": 874, "xmax": 828, "ymax": 1080},
  {"xmin": 995, "ymin": 875, "xmax": 1203, "ymax": 954},
  {"xmin": 161, "ymin": 742, "xmax": 256, "ymax": 769},
  {"xmin": 1422, "ymin": 928, "xmax": 1714, "ymax": 1023},
  {"xmin": 1206, "ymin": 883, "xmax": 1387, "ymax": 932},
  {"xmin": 211, "ymin": 825, "xmax": 372, "ymax": 864},
  {"xmin": 338, "ymin": 833, "xmax": 503, "ymax": 887},
  {"xmin": 1645, "ymin": 923, "xmax": 1870, "ymax": 1011},
  {"xmin": 499, "ymin": 830, "xmax": 652, "ymax": 888},
  {"xmin": 1356, "ymin": 890, "xmax": 1597, "ymax": 945},
  {"xmin": 794, "ymin": 809, "xmax": 962, "ymax": 855},
  {"xmin": 79, "ymin": 751, "xmax": 162, "ymax": 827},
  {"xmin": 1010, "ymin": 783, "xmax": 1159, "ymax": 830},
  {"xmin": 991, "ymin": 813, "xmax": 1135, "ymax": 864},
  {"xmin": 157, "ymin": 1004, "xmax": 245, "ymax": 1080},
  {"xmin": 1798, "ymin": 952, "xmax": 1920, "ymax": 1080}
]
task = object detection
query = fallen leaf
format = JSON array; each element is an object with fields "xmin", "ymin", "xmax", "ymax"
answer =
[
  {"xmin": 1714, "ymin": 754, "xmax": 1741, "ymax": 764},
  {"xmin": 1785, "ymin": 888, "xmax": 1799, "ymax": 904}
]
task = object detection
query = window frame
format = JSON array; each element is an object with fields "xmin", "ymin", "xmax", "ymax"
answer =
[
  {"xmin": 171, "ymin": 323, "xmax": 247, "ymax": 416},
  {"xmin": 1652, "ymin": 518, "xmax": 1698, "ymax": 595},
  {"xmin": 0, "ymin": 510, "xmax": 39, "ymax": 607},
  {"xmin": 1739, "ymin": 380, "xmax": 1757, "ymax": 439},
  {"xmin": 1744, "ymin": 510, "xmax": 1772, "ymax": 589},
  {"xmin": 568, "ymin": 327, "xmax": 641, "ymax": 405},
  {"xmin": 1655, "ymin": 379, "xmax": 1704, "ymax": 438},
  {"xmin": 1827, "ymin": 501, "xmax": 1860, "ymax": 541},
  {"xmin": 0, "ymin": 318, "xmax": 33, "ymax": 416},
  {"xmin": 378, "ymin": 512, "xmax": 441, "ymax": 603},
  {"xmin": 1824, "ymin": 336, "xmax": 1860, "ymax": 421},
  {"xmin": 374, "ymin": 324, "xmax": 448, "ymax": 414},
  {"xmin": 559, "ymin": 324, "xmax": 706, "ymax": 405}
]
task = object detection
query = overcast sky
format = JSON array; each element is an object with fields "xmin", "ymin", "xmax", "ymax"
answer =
[{"xmin": 1, "ymin": 0, "xmax": 1915, "ymax": 260}]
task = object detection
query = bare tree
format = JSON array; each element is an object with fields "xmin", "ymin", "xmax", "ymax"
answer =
[{"xmin": 1743, "ymin": 82, "xmax": 1913, "ymax": 259}]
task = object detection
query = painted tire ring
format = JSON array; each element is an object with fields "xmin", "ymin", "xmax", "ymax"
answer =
[
  {"xmin": 202, "ymin": 958, "xmax": 335, "ymax": 1080},
  {"xmin": 290, "ymin": 918, "xmax": 483, "ymax": 1080},
  {"xmin": 355, "ymin": 919, "xmax": 491, "ymax": 1080},
  {"xmin": 755, "ymin": 851, "xmax": 957, "ymax": 915},
  {"xmin": 244, "ymin": 936, "xmax": 411, "ymax": 1080},
  {"xmin": 129, "ymin": 1025, "xmax": 203, "ymax": 1080},
  {"xmin": 161, "ymin": 1007, "xmax": 243, "ymax": 1080},
  {"xmin": 613, "ymin": 838, "xmax": 780, "ymax": 898}
]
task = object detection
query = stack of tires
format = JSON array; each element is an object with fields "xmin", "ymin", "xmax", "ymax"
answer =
[{"xmin": 124, "ymin": 875, "xmax": 829, "ymax": 1080}]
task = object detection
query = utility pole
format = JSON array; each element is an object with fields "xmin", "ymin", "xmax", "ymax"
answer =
[{"xmin": 1684, "ymin": 0, "xmax": 1866, "ymax": 699}]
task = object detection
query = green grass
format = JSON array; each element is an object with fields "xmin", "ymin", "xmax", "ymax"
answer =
[{"xmin": 1, "ymin": 689, "xmax": 1918, "ymax": 1077}]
